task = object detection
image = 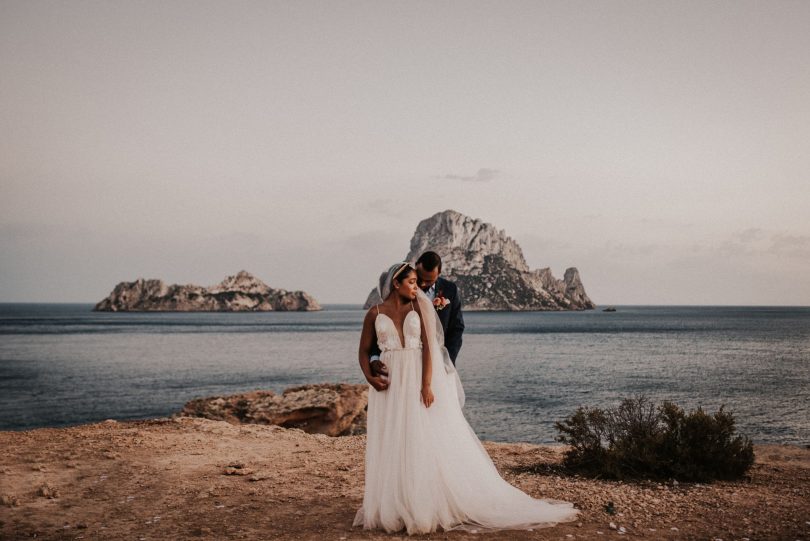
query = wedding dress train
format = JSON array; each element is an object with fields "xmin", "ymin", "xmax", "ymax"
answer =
[{"xmin": 352, "ymin": 305, "xmax": 579, "ymax": 535}]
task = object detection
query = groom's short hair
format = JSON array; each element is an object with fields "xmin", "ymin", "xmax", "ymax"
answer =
[{"xmin": 416, "ymin": 251, "xmax": 442, "ymax": 272}]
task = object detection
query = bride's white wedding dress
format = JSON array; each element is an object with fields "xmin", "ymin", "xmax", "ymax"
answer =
[{"xmin": 352, "ymin": 303, "xmax": 579, "ymax": 535}]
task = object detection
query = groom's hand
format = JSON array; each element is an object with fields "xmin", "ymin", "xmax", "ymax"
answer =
[
  {"xmin": 367, "ymin": 375, "xmax": 389, "ymax": 392},
  {"xmin": 370, "ymin": 360, "xmax": 389, "ymax": 378}
]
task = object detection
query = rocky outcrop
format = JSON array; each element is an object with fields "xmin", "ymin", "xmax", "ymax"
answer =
[
  {"xmin": 94, "ymin": 270, "xmax": 321, "ymax": 312},
  {"xmin": 365, "ymin": 210, "xmax": 595, "ymax": 311},
  {"xmin": 176, "ymin": 383, "xmax": 368, "ymax": 436}
]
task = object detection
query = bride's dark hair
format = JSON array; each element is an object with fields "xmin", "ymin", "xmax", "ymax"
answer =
[{"xmin": 391, "ymin": 263, "xmax": 415, "ymax": 286}]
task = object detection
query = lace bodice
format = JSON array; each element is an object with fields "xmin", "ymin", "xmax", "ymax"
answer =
[{"xmin": 375, "ymin": 310, "xmax": 421, "ymax": 351}]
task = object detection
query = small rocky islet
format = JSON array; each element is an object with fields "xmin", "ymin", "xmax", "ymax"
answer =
[{"xmin": 93, "ymin": 270, "xmax": 321, "ymax": 312}]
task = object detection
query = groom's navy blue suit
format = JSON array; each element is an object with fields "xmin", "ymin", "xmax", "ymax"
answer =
[
  {"xmin": 370, "ymin": 276, "xmax": 465, "ymax": 365},
  {"xmin": 431, "ymin": 277, "xmax": 464, "ymax": 364}
]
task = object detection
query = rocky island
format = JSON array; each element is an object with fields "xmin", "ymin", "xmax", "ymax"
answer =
[
  {"xmin": 365, "ymin": 210, "xmax": 596, "ymax": 311},
  {"xmin": 94, "ymin": 270, "xmax": 321, "ymax": 312}
]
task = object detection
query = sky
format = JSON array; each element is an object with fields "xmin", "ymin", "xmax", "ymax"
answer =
[{"xmin": 1, "ymin": 1, "xmax": 809, "ymax": 305}]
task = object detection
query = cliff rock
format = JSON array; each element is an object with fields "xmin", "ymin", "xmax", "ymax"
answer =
[
  {"xmin": 94, "ymin": 270, "xmax": 321, "ymax": 312},
  {"xmin": 365, "ymin": 210, "xmax": 595, "ymax": 311},
  {"xmin": 177, "ymin": 383, "xmax": 367, "ymax": 436}
]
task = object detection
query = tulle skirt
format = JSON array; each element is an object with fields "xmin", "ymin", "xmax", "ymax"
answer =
[{"xmin": 352, "ymin": 347, "xmax": 579, "ymax": 535}]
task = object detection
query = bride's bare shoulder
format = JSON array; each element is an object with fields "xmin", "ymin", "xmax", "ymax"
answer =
[{"xmin": 364, "ymin": 305, "xmax": 381, "ymax": 324}]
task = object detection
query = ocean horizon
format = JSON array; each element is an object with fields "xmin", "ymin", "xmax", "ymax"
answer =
[{"xmin": 1, "ymin": 303, "xmax": 808, "ymax": 447}]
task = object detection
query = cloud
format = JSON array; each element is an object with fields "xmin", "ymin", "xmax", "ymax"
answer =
[
  {"xmin": 438, "ymin": 168, "xmax": 500, "ymax": 182},
  {"xmin": 731, "ymin": 228, "xmax": 764, "ymax": 243},
  {"xmin": 708, "ymin": 228, "xmax": 810, "ymax": 259},
  {"xmin": 637, "ymin": 217, "xmax": 698, "ymax": 228},
  {"xmin": 768, "ymin": 233, "xmax": 810, "ymax": 257}
]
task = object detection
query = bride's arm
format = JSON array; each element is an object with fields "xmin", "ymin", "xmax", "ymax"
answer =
[
  {"xmin": 415, "ymin": 303, "xmax": 434, "ymax": 407},
  {"xmin": 359, "ymin": 309, "xmax": 388, "ymax": 392}
]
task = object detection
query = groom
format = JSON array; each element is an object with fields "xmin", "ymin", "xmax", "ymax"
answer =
[{"xmin": 370, "ymin": 251, "xmax": 465, "ymax": 379}]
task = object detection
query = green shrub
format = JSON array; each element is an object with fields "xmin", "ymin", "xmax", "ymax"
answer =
[{"xmin": 554, "ymin": 396, "xmax": 754, "ymax": 482}]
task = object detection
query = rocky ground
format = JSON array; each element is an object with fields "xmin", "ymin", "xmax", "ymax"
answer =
[{"xmin": 1, "ymin": 417, "xmax": 808, "ymax": 540}]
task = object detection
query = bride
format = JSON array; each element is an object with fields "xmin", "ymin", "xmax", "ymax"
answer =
[{"xmin": 353, "ymin": 262, "xmax": 579, "ymax": 535}]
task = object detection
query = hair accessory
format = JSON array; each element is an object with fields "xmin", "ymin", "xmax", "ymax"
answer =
[{"xmin": 392, "ymin": 262, "xmax": 410, "ymax": 281}]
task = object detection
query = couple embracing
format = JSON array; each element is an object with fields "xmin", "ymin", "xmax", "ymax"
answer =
[{"xmin": 354, "ymin": 251, "xmax": 579, "ymax": 535}]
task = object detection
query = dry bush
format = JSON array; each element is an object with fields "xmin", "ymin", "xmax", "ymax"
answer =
[{"xmin": 554, "ymin": 396, "xmax": 754, "ymax": 482}]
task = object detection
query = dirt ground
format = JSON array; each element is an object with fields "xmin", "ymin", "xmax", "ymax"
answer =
[{"xmin": 1, "ymin": 416, "xmax": 808, "ymax": 540}]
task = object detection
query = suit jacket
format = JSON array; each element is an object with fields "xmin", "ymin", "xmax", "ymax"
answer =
[
  {"xmin": 369, "ymin": 276, "xmax": 465, "ymax": 365},
  {"xmin": 432, "ymin": 277, "xmax": 464, "ymax": 364}
]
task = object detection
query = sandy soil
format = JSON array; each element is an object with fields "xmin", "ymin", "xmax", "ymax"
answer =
[{"xmin": 1, "ymin": 417, "xmax": 808, "ymax": 540}]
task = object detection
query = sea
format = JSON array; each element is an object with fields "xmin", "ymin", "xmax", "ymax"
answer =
[{"xmin": 1, "ymin": 304, "xmax": 808, "ymax": 446}]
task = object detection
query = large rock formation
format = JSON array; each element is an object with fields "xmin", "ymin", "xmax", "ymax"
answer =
[
  {"xmin": 94, "ymin": 270, "xmax": 321, "ymax": 312},
  {"xmin": 176, "ymin": 383, "xmax": 368, "ymax": 436},
  {"xmin": 364, "ymin": 210, "xmax": 595, "ymax": 311}
]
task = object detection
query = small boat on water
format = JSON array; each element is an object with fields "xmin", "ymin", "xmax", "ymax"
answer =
[{"xmin": 602, "ymin": 307, "xmax": 617, "ymax": 312}]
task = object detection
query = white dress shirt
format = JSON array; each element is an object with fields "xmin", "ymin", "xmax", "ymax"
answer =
[{"xmin": 423, "ymin": 283, "xmax": 436, "ymax": 301}]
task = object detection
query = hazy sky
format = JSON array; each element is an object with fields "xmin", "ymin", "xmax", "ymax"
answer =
[{"xmin": 2, "ymin": 1, "xmax": 809, "ymax": 305}]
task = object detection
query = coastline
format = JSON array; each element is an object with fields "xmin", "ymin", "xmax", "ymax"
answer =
[{"xmin": 1, "ymin": 417, "xmax": 808, "ymax": 540}]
